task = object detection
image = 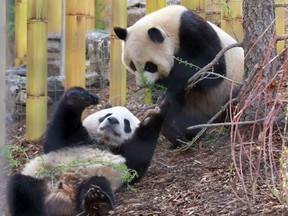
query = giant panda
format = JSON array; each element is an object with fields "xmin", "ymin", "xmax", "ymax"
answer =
[
  {"xmin": 113, "ymin": 5, "xmax": 244, "ymax": 147},
  {"xmin": 83, "ymin": 106, "xmax": 140, "ymax": 153},
  {"xmin": 7, "ymin": 87, "xmax": 169, "ymax": 216}
]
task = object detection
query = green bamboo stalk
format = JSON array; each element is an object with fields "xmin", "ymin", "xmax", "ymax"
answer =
[
  {"xmin": 95, "ymin": 0, "xmax": 106, "ymax": 29},
  {"xmin": 15, "ymin": 0, "xmax": 27, "ymax": 66},
  {"xmin": 109, "ymin": 0, "xmax": 127, "ymax": 106},
  {"xmin": 221, "ymin": 0, "xmax": 243, "ymax": 41},
  {"xmin": 47, "ymin": 0, "xmax": 61, "ymax": 33},
  {"xmin": 181, "ymin": 0, "xmax": 205, "ymax": 18},
  {"xmin": 26, "ymin": 0, "xmax": 48, "ymax": 140},
  {"xmin": 65, "ymin": 0, "xmax": 87, "ymax": 89},
  {"xmin": 146, "ymin": 0, "xmax": 165, "ymax": 14},
  {"xmin": 275, "ymin": 0, "xmax": 285, "ymax": 53},
  {"xmin": 86, "ymin": 0, "xmax": 95, "ymax": 29}
]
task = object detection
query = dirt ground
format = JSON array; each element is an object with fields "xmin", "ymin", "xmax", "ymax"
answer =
[{"xmin": 4, "ymin": 73, "xmax": 288, "ymax": 216}]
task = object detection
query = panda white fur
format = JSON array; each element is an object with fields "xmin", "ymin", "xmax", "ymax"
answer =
[
  {"xmin": 7, "ymin": 87, "xmax": 168, "ymax": 216},
  {"xmin": 83, "ymin": 106, "xmax": 140, "ymax": 151},
  {"xmin": 114, "ymin": 5, "xmax": 244, "ymax": 147}
]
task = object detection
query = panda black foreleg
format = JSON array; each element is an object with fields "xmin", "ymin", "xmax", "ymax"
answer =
[
  {"xmin": 76, "ymin": 176, "xmax": 115, "ymax": 216},
  {"xmin": 7, "ymin": 173, "xmax": 48, "ymax": 216}
]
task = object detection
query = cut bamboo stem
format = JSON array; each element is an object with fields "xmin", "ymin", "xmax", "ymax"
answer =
[
  {"xmin": 86, "ymin": 0, "xmax": 95, "ymax": 30},
  {"xmin": 95, "ymin": 0, "xmax": 106, "ymax": 29},
  {"xmin": 181, "ymin": 0, "xmax": 205, "ymax": 18},
  {"xmin": 146, "ymin": 0, "xmax": 166, "ymax": 14},
  {"xmin": 65, "ymin": 0, "xmax": 87, "ymax": 89},
  {"xmin": 15, "ymin": 0, "xmax": 27, "ymax": 66},
  {"xmin": 26, "ymin": 0, "xmax": 48, "ymax": 140},
  {"xmin": 221, "ymin": 0, "xmax": 243, "ymax": 41},
  {"xmin": 109, "ymin": 0, "xmax": 127, "ymax": 106},
  {"xmin": 47, "ymin": 0, "xmax": 61, "ymax": 33},
  {"xmin": 275, "ymin": 0, "xmax": 285, "ymax": 53}
]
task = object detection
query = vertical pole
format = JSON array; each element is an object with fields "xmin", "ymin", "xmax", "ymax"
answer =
[
  {"xmin": 26, "ymin": 0, "xmax": 48, "ymax": 140},
  {"xmin": 146, "ymin": 0, "xmax": 166, "ymax": 14},
  {"xmin": 181, "ymin": 0, "xmax": 205, "ymax": 18},
  {"xmin": 221, "ymin": 0, "xmax": 243, "ymax": 41},
  {"xmin": 275, "ymin": 0, "xmax": 285, "ymax": 53},
  {"xmin": 0, "ymin": 0, "xmax": 6, "ymax": 147},
  {"xmin": 95, "ymin": 0, "xmax": 106, "ymax": 29},
  {"xmin": 65, "ymin": 0, "xmax": 87, "ymax": 89},
  {"xmin": 47, "ymin": 0, "xmax": 61, "ymax": 33},
  {"xmin": 15, "ymin": 0, "xmax": 27, "ymax": 66},
  {"xmin": 87, "ymin": 0, "xmax": 95, "ymax": 29},
  {"xmin": 109, "ymin": 0, "xmax": 127, "ymax": 106}
]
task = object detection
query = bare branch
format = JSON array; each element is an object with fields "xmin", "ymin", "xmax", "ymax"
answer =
[
  {"xmin": 186, "ymin": 42, "xmax": 243, "ymax": 91},
  {"xmin": 277, "ymin": 35, "xmax": 288, "ymax": 42}
]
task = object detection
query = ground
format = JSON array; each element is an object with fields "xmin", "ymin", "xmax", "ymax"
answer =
[{"xmin": 4, "ymin": 73, "xmax": 288, "ymax": 216}]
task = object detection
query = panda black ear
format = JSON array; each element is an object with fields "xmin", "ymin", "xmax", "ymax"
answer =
[
  {"xmin": 113, "ymin": 27, "xmax": 127, "ymax": 40},
  {"xmin": 148, "ymin": 27, "xmax": 164, "ymax": 43}
]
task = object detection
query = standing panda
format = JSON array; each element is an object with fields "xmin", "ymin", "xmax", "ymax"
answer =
[
  {"xmin": 7, "ymin": 87, "xmax": 169, "ymax": 216},
  {"xmin": 113, "ymin": 5, "xmax": 244, "ymax": 147}
]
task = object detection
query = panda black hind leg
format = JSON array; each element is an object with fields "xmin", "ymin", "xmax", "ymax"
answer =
[
  {"xmin": 76, "ymin": 176, "xmax": 115, "ymax": 216},
  {"xmin": 7, "ymin": 173, "xmax": 47, "ymax": 216}
]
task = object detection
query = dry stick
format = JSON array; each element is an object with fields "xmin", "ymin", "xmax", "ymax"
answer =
[
  {"xmin": 178, "ymin": 98, "xmax": 238, "ymax": 151},
  {"xmin": 186, "ymin": 42, "xmax": 243, "ymax": 91}
]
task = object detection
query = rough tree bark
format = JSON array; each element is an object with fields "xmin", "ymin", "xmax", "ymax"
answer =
[{"xmin": 240, "ymin": 0, "xmax": 280, "ymax": 121}]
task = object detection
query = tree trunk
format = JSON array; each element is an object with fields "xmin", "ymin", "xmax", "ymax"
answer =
[{"xmin": 240, "ymin": 0, "xmax": 280, "ymax": 121}]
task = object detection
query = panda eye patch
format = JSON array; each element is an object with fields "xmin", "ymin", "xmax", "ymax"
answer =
[
  {"xmin": 99, "ymin": 113, "xmax": 112, "ymax": 123},
  {"xmin": 144, "ymin": 62, "xmax": 157, "ymax": 73},
  {"xmin": 124, "ymin": 119, "xmax": 132, "ymax": 133},
  {"xmin": 130, "ymin": 61, "xmax": 137, "ymax": 71}
]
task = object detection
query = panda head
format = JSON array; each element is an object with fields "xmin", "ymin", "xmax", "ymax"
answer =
[
  {"xmin": 83, "ymin": 106, "xmax": 140, "ymax": 147},
  {"xmin": 113, "ymin": 5, "xmax": 187, "ymax": 86}
]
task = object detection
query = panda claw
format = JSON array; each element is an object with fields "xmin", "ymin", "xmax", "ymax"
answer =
[{"xmin": 83, "ymin": 185, "xmax": 115, "ymax": 214}]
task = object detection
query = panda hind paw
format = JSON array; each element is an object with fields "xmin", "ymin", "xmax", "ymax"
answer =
[{"xmin": 83, "ymin": 185, "xmax": 115, "ymax": 214}]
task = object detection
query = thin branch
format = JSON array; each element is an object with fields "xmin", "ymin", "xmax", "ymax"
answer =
[
  {"xmin": 275, "ymin": 3, "xmax": 288, "ymax": 8},
  {"xmin": 178, "ymin": 97, "xmax": 238, "ymax": 151},
  {"xmin": 187, "ymin": 118, "xmax": 266, "ymax": 130},
  {"xmin": 186, "ymin": 42, "xmax": 243, "ymax": 91},
  {"xmin": 277, "ymin": 35, "xmax": 288, "ymax": 42}
]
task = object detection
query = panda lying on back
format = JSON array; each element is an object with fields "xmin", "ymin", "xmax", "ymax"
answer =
[
  {"xmin": 7, "ymin": 87, "xmax": 168, "ymax": 216},
  {"xmin": 114, "ymin": 5, "xmax": 244, "ymax": 147}
]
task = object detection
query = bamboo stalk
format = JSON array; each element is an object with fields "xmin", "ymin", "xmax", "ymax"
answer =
[
  {"xmin": 26, "ymin": 0, "xmax": 48, "ymax": 140},
  {"xmin": 221, "ymin": 0, "xmax": 243, "ymax": 41},
  {"xmin": 109, "ymin": 0, "xmax": 127, "ymax": 106},
  {"xmin": 275, "ymin": 0, "xmax": 285, "ymax": 53},
  {"xmin": 47, "ymin": 0, "xmax": 61, "ymax": 33},
  {"xmin": 86, "ymin": 0, "xmax": 95, "ymax": 30},
  {"xmin": 65, "ymin": 0, "xmax": 87, "ymax": 89},
  {"xmin": 0, "ymin": 0, "xmax": 6, "ymax": 145},
  {"xmin": 15, "ymin": 0, "xmax": 27, "ymax": 66},
  {"xmin": 146, "ymin": 0, "xmax": 166, "ymax": 14},
  {"xmin": 181, "ymin": 0, "xmax": 205, "ymax": 18},
  {"xmin": 95, "ymin": 0, "xmax": 106, "ymax": 29}
]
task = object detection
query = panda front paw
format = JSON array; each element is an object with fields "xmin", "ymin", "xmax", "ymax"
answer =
[{"xmin": 82, "ymin": 184, "xmax": 115, "ymax": 215}]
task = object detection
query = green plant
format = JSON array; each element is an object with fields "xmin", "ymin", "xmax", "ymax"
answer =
[
  {"xmin": 34, "ymin": 156, "xmax": 138, "ymax": 192},
  {"xmin": 1, "ymin": 143, "xmax": 29, "ymax": 172}
]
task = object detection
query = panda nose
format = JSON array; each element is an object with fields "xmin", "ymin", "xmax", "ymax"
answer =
[{"xmin": 107, "ymin": 117, "xmax": 119, "ymax": 124}]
